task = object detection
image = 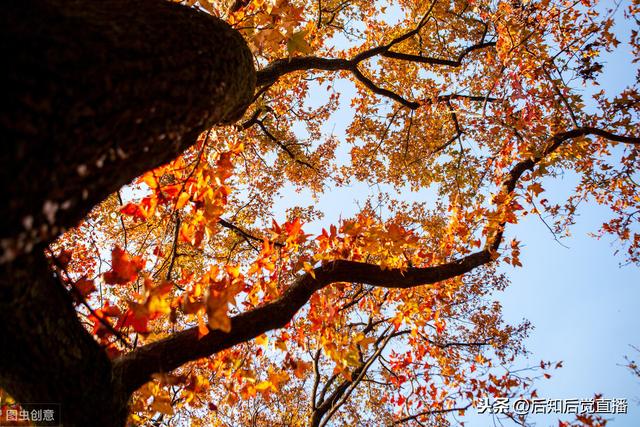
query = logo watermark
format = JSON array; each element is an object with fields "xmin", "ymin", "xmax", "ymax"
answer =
[
  {"xmin": 476, "ymin": 397, "xmax": 628, "ymax": 415},
  {"xmin": 1, "ymin": 403, "xmax": 61, "ymax": 426}
]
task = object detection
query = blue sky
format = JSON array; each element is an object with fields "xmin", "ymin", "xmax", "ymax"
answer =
[
  {"xmin": 269, "ymin": 1, "xmax": 640, "ymax": 425},
  {"xmin": 494, "ymin": 185, "xmax": 640, "ymax": 426},
  {"xmin": 490, "ymin": 5, "xmax": 639, "ymax": 425}
]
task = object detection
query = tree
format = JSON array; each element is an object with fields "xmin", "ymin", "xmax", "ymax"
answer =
[{"xmin": 0, "ymin": 0, "xmax": 638, "ymax": 425}]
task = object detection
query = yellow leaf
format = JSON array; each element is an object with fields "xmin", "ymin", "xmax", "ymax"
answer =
[
  {"xmin": 225, "ymin": 264, "xmax": 241, "ymax": 278},
  {"xmin": 150, "ymin": 396, "xmax": 173, "ymax": 415},
  {"xmin": 197, "ymin": 0, "xmax": 215, "ymax": 14},
  {"xmin": 275, "ymin": 338, "xmax": 287, "ymax": 351},
  {"xmin": 303, "ymin": 261, "xmax": 316, "ymax": 278},
  {"xmin": 207, "ymin": 305, "xmax": 231, "ymax": 333},
  {"xmin": 197, "ymin": 310, "xmax": 209, "ymax": 338},
  {"xmin": 294, "ymin": 360, "xmax": 312, "ymax": 378},
  {"xmin": 357, "ymin": 336, "xmax": 376, "ymax": 350},
  {"xmin": 141, "ymin": 173, "xmax": 158, "ymax": 189},
  {"xmin": 268, "ymin": 369, "xmax": 290, "ymax": 387},
  {"xmin": 176, "ymin": 191, "xmax": 190, "ymax": 210},
  {"xmin": 255, "ymin": 334, "xmax": 269, "ymax": 347},
  {"xmin": 255, "ymin": 381, "xmax": 273, "ymax": 392},
  {"xmin": 287, "ymin": 30, "xmax": 311, "ymax": 56}
]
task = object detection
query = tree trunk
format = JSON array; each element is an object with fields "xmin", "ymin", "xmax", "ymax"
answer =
[
  {"xmin": 0, "ymin": 0, "xmax": 256, "ymax": 259},
  {"xmin": 0, "ymin": 248, "xmax": 129, "ymax": 426},
  {"xmin": 0, "ymin": 0, "xmax": 255, "ymax": 425}
]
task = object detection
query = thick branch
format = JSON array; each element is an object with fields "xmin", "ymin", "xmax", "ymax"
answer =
[
  {"xmin": 114, "ymin": 251, "xmax": 493, "ymax": 394},
  {"xmin": 255, "ymin": 3, "xmax": 435, "ymax": 89},
  {"xmin": 351, "ymin": 67, "xmax": 420, "ymax": 109},
  {"xmin": 258, "ymin": 56, "xmax": 494, "ymax": 110},
  {"xmin": 567, "ymin": 126, "xmax": 640, "ymax": 145},
  {"xmin": 114, "ymin": 127, "xmax": 638, "ymax": 394},
  {"xmin": 257, "ymin": 57, "xmax": 353, "ymax": 87},
  {"xmin": 381, "ymin": 41, "xmax": 496, "ymax": 66},
  {"xmin": 255, "ymin": 16, "xmax": 493, "ymax": 100}
]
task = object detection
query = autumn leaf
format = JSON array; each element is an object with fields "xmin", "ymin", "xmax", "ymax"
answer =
[
  {"xmin": 74, "ymin": 277, "xmax": 96, "ymax": 298},
  {"xmin": 205, "ymin": 281, "xmax": 240, "ymax": 333},
  {"xmin": 103, "ymin": 246, "xmax": 145, "ymax": 285},
  {"xmin": 255, "ymin": 334, "xmax": 269, "ymax": 347},
  {"xmin": 286, "ymin": 30, "xmax": 311, "ymax": 56},
  {"xmin": 116, "ymin": 305, "xmax": 151, "ymax": 335}
]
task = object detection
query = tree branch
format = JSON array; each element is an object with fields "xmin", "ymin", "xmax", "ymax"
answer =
[
  {"xmin": 255, "ymin": 1, "xmax": 436, "ymax": 88},
  {"xmin": 391, "ymin": 404, "xmax": 471, "ymax": 425},
  {"xmin": 113, "ymin": 127, "xmax": 639, "ymax": 394},
  {"xmin": 351, "ymin": 67, "xmax": 420, "ymax": 109},
  {"xmin": 218, "ymin": 218, "xmax": 285, "ymax": 249},
  {"xmin": 0, "ymin": 248, "xmax": 128, "ymax": 425},
  {"xmin": 316, "ymin": 327, "xmax": 399, "ymax": 427},
  {"xmin": 256, "ymin": 120, "xmax": 317, "ymax": 169},
  {"xmin": 381, "ymin": 41, "xmax": 496, "ymax": 67}
]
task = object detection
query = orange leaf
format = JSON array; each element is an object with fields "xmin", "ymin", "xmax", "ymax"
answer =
[
  {"xmin": 176, "ymin": 192, "xmax": 190, "ymax": 210},
  {"xmin": 103, "ymin": 246, "xmax": 145, "ymax": 285},
  {"xmin": 75, "ymin": 277, "xmax": 96, "ymax": 298},
  {"xmin": 197, "ymin": 310, "xmax": 210, "ymax": 338}
]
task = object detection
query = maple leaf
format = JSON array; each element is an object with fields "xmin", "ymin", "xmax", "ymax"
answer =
[
  {"xmin": 117, "ymin": 305, "xmax": 151, "ymax": 335},
  {"xmin": 89, "ymin": 302, "xmax": 121, "ymax": 338},
  {"xmin": 74, "ymin": 277, "xmax": 96, "ymax": 298},
  {"xmin": 205, "ymin": 280, "xmax": 240, "ymax": 333},
  {"xmin": 120, "ymin": 202, "xmax": 148, "ymax": 220},
  {"xmin": 56, "ymin": 249, "xmax": 73, "ymax": 268},
  {"xmin": 103, "ymin": 246, "xmax": 145, "ymax": 285},
  {"xmin": 286, "ymin": 30, "xmax": 311, "ymax": 56}
]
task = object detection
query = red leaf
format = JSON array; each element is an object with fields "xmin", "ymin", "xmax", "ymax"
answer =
[
  {"xmin": 57, "ymin": 249, "xmax": 73, "ymax": 267},
  {"xmin": 116, "ymin": 306, "xmax": 150, "ymax": 335},
  {"xmin": 103, "ymin": 246, "xmax": 145, "ymax": 285},
  {"xmin": 75, "ymin": 277, "xmax": 96, "ymax": 298}
]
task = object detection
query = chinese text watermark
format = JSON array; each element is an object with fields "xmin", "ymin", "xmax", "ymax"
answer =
[
  {"xmin": 1, "ymin": 403, "xmax": 60, "ymax": 426},
  {"xmin": 476, "ymin": 397, "xmax": 628, "ymax": 415}
]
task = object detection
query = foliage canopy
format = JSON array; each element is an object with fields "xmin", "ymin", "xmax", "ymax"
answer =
[{"xmin": 2, "ymin": 0, "xmax": 640, "ymax": 426}]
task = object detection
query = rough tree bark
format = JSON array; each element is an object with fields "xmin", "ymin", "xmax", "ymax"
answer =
[{"xmin": 0, "ymin": 0, "xmax": 255, "ymax": 425}]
